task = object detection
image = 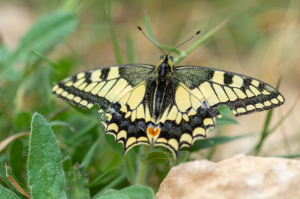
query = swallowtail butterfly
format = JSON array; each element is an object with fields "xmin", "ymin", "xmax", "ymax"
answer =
[{"xmin": 52, "ymin": 28, "xmax": 285, "ymax": 159}]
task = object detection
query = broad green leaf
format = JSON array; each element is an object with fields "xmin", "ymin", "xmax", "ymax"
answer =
[
  {"xmin": 0, "ymin": 162, "xmax": 26, "ymax": 199},
  {"xmin": 9, "ymin": 140, "xmax": 24, "ymax": 183},
  {"xmin": 218, "ymin": 106, "xmax": 232, "ymax": 116},
  {"xmin": 99, "ymin": 189, "xmax": 118, "ymax": 197},
  {"xmin": 97, "ymin": 194, "xmax": 129, "ymax": 199},
  {"xmin": 144, "ymin": 151, "xmax": 170, "ymax": 164},
  {"xmin": 28, "ymin": 113, "xmax": 67, "ymax": 199},
  {"xmin": 0, "ymin": 184, "xmax": 21, "ymax": 199},
  {"xmin": 97, "ymin": 185, "xmax": 154, "ymax": 199},
  {"xmin": 65, "ymin": 164, "xmax": 90, "ymax": 199},
  {"xmin": 215, "ymin": 106, "xmax": 238, "ymax": 125},
  {"xmin": 216, "ymin": 115, "xmax": 238, "ymax": 125},
  {"xmin": 188, "ymin": 133, "xmax": 257, "ymax": 152},
  {"xmin": 89, "ymin": 167, "xmax": 115, "ymax": 188},
  {"xmin": 118, "ymin": 185, "xmax": 154, "ymax": 199},
  {"xmin": 177, "ymin": 151, "xmax": 189, "ymax": 164}
]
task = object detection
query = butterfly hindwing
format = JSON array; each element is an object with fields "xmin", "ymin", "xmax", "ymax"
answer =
[
  {"xmin": 153, "ymin": 79, "xmax": 220, "ymax": 158},
  {"xmin": 173, "ymin": 66, "xmax": 285, "ymax": 117},
  {"xmin": 102, "ymin": 81, "xmax": 154, "ymax": 155}
]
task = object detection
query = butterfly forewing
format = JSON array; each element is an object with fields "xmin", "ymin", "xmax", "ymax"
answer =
[
  {"xmin": 52, "ymin": 64, "xmax": 155, "ymax": 111},
  {"xmin": 173, "ymin": 66, "xmax": 285, "ymax": 117}
]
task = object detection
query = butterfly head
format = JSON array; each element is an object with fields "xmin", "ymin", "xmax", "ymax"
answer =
[{"xmin": 156, "ymin": 55, "xmax": 174, "ymax": 79}]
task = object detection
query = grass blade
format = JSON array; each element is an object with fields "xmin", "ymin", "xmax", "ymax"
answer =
[
  {"xmin": 143, "ymin": 14, "xmax": 181, "ymax": 54},
  {"xmin": 9, "ymin": 140, "xmax": 25, "ymax": 184},
  {"xmin": 80, "ymin": 136, "xmax": 101, "ymax": 174},
  {"xmin": 105, "ymin": 0, "xmax": 123, "ymax": 64},
  {"xmin": 126, "ymin": 34, "xmax": 135, "ymax": 64},
  {"xmin": 89, "ymin": 167, "xmax": 115, "ymax": 188},
  {"xmin": 174, "ymin": 18, "xmax": 230, "ymax": 65},
  {"xmin": 30, "ymin": 49, "xmax": 61, "ymax": 71},
  {"xmin": 0, "ymin": 162, "xmax": 26, "ymax": 199},
  {"xmin": 28, "ymin": 113, "xmax": 67, "ymax": 199},
  {"xmin": 92, "ymin": 173, "xmax": 127, "ymax": 199}
]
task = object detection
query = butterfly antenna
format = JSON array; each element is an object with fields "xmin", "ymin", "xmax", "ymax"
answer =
[
  {"xmin": 167, "ymin": 30, "xmax": 201, "ymax": 55},
  {"xmin": 137, "ymin": 26, "xmax": 166, "ymax": 55}
]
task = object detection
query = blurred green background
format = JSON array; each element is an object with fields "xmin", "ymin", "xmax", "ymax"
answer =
[{"xmin": 0, "ymin": 0, "xmax": 299, "ymax": 197}]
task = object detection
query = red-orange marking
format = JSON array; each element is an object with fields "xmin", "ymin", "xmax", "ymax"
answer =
[{"xmin": 147, "ymin": 126, "xmax": 160, "ymax": 136}]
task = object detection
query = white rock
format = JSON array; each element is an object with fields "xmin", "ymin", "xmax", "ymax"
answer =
[{"xmin": 156, "ymin": 154, "xmax": 300, "ymax": 199}]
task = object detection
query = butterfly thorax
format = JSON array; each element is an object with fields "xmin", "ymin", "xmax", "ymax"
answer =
[{"xmin": 156, "ymin": 55, "xmax": 174, "ymax": 79}]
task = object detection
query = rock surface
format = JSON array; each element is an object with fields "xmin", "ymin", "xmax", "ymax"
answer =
[{"xmin": 156, "ymin": 154, "xmax": 300, "ymax": 199}]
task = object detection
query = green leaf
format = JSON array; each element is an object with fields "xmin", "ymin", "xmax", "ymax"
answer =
[
  {"xmin": 118, "ymin": 185, "xmax": 154, "ymax": 199},
  {"xmin": 99, "ymin": 189, "xmax": 118, "ymax": 197},
  {"xmin": 216, "ymin": 115, "xmax": 238, "ymax": 125},
  {"xmin": 188, "ymin": 133, "xmax": 257, "ymax": 152},
  {"xmin": 30, "ymin": 49, "xmax": 61, "ymax": 71},
  {"xmin": 177, "ymin": 151, "xmax": 189, "ymax": 164},
  {"xmin": 218, "ymin": 106, "xmax": 231, "ymax": 116},
  {"xmin": 97, "ymin": 185, "xmax": 154, "ymax": 199},
  {"xmin": 144, "ymin": 151, "xmax": 170, "ymax": 164},
  {"xmin": 0, "ymin": 162, "xmax": 26, "ymax": 199},
  {"xmin": 0, "ymin": 184, "xmax": 21, "ymax": 199},
  {"xmin": 28, "ymin": 113, "xmax": 67, "ymax": 199},
  {"xmin": 9, "ymin": 140, "xmax": 24, "ymax": 183},
  {"xmin": 97, "ymin": 194, "xmax": 129, "ymax": 199},
  {"xmin": 65, "ymin": 164, "xmax": 90, "ymax": 199},
  {"xmin": 89, "ymin": 167, "xmax": 115, "ymax": 188}
]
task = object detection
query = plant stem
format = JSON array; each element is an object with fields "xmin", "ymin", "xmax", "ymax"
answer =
[{"xmin": 135, "ymin": 145, "xmax": 149, "ymax": 185}]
